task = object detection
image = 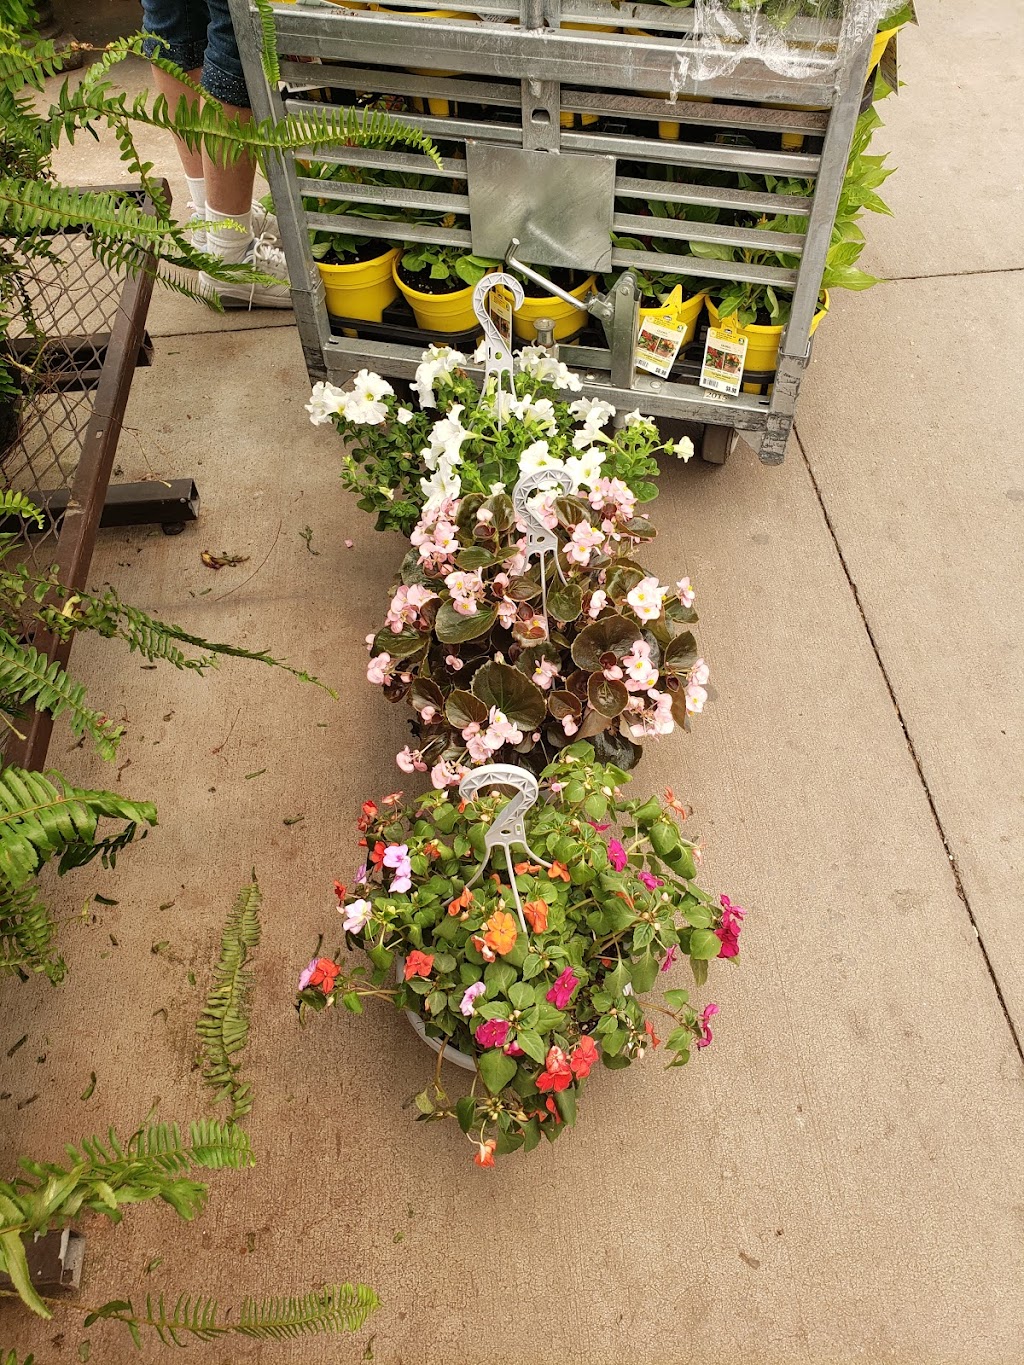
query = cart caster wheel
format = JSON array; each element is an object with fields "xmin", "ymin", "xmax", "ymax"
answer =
[
  {"xmin": 160, "ymin": 521, "xmax": 186, "ymax": 536},
  {"xmin": 699, "ymin": 426, "xmax": 739, "ymax": 465}
]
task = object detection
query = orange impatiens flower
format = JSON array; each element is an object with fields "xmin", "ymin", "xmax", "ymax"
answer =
[
  {"xmin": 664, "ymin": 788, "xmax": 689, "ymax": 819},
  {"xmin": 515, "ymin": 861, "xmax": 542, "ymax": 876},
  {"xmin": 470, "ymin": 934, "xmax": 496, "ymax": 963},
  {"xmin": 483, "ymin": 910, "xmax": 518, "ymax": 956},
  {"xmin": 403, "ymin": 950, "xmax": 435, "ymax": 981},
  {"xmin": 522, "ymin": 899, "xmax": 549, "ymax": 933},
  {"xmin": 548, "ymin": 861, "xmax": 571, "ymax": 883},
  {"xmin": 570, "ymin": 1034, "xmax": 600, "ymax": 1079},
  {"xmin": 381, "ymin": 790, "xmax": 404, "ymax": 808},
  {"xmin": 474, "ymin": 1139, "xmax": 497, "ymax": 1168},
  {"xmin": 644, "ymin": 1020, "xmax": 661, "ymax": 1050},
  {"xmin": 448, "ymin": 886, "xmax": 474, "ymax": 917},
  {"xmin": 423, "ymin": 841, "xmax": 442, "ymax": 860},
  {"xmin": 357, "ymin": 800, "xmax": 379, "ymax": 832}
]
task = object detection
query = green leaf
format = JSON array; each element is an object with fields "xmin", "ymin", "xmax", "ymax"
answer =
[
  {"xmin": 0, "ymin": 1229, "xmax": 50, "ymax": 1318},
  {"xmin": 664, "ymin": 988, "xmax": 690, "ymax": 1008},
  {"xmin": 371, "ymin": 627, "xmax": 424, "ymax": 660},
  {"xmin": 471, "ymin": 661, "xmax": 546, "ymax": 728},
  {"xmin": 571, "ymin": 614, "xmax": 642, "ymax": 672},
  {"xmin": 508, "ymin": 982, "xmax": 533, "ymax": 1010},
  {"xmin": 484, "ymin": 961, "xmax": 517, "ymax": 995},
  {"xmin": 444, "ymin": 689, "xmax": 488, "ymax": 728},
  {"xmin": 587, "ymin": 673, "xmax": 629, "ymax": 718},
  {"xmin": 455, "ymin": 1095, "xmax": 477, "ymax": 1133},
  {"xmin": 477, "ymin": 1048, "xmax": 517, "ymax": 1095},
  {"xmin": 434, "ymin": 602, "xmax": 496, "ymax": 645},
  {"xmin": 630, "ymin": 953, "xmax": 659, "ymax": 995},
  {"xmin": 689, "ymin": 928, "xmax": 722, "ymax": 960},
  {"xmin": 515, "ymin": 1029, "xmax": 546, "ymax": 1063},
  {"xmin": 547, "ymin": 579, "xmax": 583, "ymax": 623},
  {"xmin": 554, "ymin": 1087, "xmax": 577, "ymax": 1126},
  {"xmin": 649, "ymin": 820, "xmax": 679, "ymax": 857},
  {"xmin": 663, "ymin": 631, "xmax": 698, "ymax": 673}
]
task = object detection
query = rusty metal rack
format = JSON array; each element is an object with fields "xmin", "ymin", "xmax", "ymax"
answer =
[
  {"xmin": 2, "ymin": 183, "xmax": 200, "ymax": 770},
  {"xmin": 231, "ymin": 0, "xmax": 875, "ymax": 463}
]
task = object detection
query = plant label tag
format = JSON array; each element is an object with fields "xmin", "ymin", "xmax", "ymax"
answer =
[
  {"xmin": 489, "ymin": 288, "xmax": 513, "ymax": 348},
  {"xmin": 635, "ymin": 316, "xmax": 685, "ymax": 380},
  {"xmin": 699, "ymin": 323, "xmax": 748, "ymax": 396},
  {"xmin": 879, "ymin": 30, "xmax": 898, "ymax": 95}
]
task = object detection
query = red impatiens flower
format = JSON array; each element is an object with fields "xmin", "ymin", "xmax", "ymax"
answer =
[
  {"xmin": 299, "ymin": 957, "xmax": 340, "ymax": 995},
  {"xmin": 474, "ymin": 1139, "xmax": 497, "ymax": 1168},
  {"xmin": 369, "ymin": 840, "xmax": 387, "ymax": 869},
  {"xmin": 644, "ymin": 1020, "xmax": 661, "ymax": 1050},
  {"xmin": 715, "ymin": 894, "xmax": 746, "ymax": 959},
  {"xmin": 333, "ymin": 880, "xmax": 346, "ymax": 904},
  {"xmin": 357, "ymin": 800, "xmax": 379, "ymax": 832},
  {"xmin": 569, "ymin": 1034, "xmax": 599, "ymax": 1079},
  {"xmin": 536, "ymin": 1045, "xmax": 573, "ymax": 1093},
  {"xmin": 403, "ymin": 950, "xmax": 435, "ymax": 981}
]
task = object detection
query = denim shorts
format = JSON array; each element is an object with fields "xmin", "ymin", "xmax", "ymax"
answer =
[{"xmin": 141, "ymin": 0, "xmax": 251, "ymax": 108}]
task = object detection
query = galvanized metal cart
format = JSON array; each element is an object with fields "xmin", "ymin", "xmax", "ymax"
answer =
[{"xmin": 230, "ymin": 0, "xmax": 875, "ymax": 463}]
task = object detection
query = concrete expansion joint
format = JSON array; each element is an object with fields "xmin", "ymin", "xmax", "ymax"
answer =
[{"xmin": 792, "ymin": 426, "xmax": 1024, "ymax": 1068}]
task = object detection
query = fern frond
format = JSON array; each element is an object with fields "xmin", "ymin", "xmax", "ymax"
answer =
[
  {"xmin": 0, "ymin": 765, "xmax": 156, "ymax": 890},
  {"xmin": 252, "ymin": 0, "xmax": 282, "ymax": 83},
  {"xmin": 0, "ymin": 881, "xmax": 63, "ymax": 983},
  {"xmin": 0, "ymin": 633, "xmax": 123, "ymax": 758},
  {"xmin": 0, "ymin": 492, "xmax": 44, "ymax": 528},
  {"xmin": 82, "ymin": 1281, "xmax": 379, "ymax": 1345},
  {"xmin": 197, "ymin": 876, "xmax": 261, "ymax": 1122}
]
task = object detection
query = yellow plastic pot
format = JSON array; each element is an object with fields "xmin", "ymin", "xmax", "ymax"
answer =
[
  {"xmin": 374, "ymin": 7, "xmax": 479, "ymax": 116},
  {"xmin": 777, "ymin": 28, "xmax": 901, "ymax": 151},
  {"xmin": 393, "ymin": 259, "xmax": 479, "ymax": 333},
  {"xmin": 639, "ymin": 285, "xmax": 706, "ymax": 346},
  {"xmin": 706, "ymin": 292, "xmax": 829, "ymax": 395},
  {"xmin": 511, "ymin": 275, "xmax": 597, "ymax": 343},
  {"xmin": 318, "ymin": 246, "xmax": 400, "ymax": 322}
]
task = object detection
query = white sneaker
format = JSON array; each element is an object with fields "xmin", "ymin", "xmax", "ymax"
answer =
[
  {"xmin": 198, "ymin": 230, "xmax": 293, "ymax": 310},
  {"xmin": 188, "ymin": 201, "xmax": 278, "ymax": 254}
]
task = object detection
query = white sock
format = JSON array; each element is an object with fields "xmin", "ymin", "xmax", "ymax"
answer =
[
  {"xmin": 205, "ymin": 205, "xmax": 253, "ymax": 263},
  {"xmin": 184, "ymin": 175, "xmax": 206, "ymax": 216}
]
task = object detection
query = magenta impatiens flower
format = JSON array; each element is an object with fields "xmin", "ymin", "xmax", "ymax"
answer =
[
  {"xmin": 638, "ymin": 870, "xmax": 664, "ymax": 891},
  {"xmin": 607, "ymin": 838, "xmax": 628, "ymax": 872},
  {"xmin": 716, "ymin": 894, "xmax": 746, "ymax": 958},
  {"xmin": 695, "ymin": 1002, "xmax": 719, "ymax": 1049},
  {"xmin": 475, "ymin": 1018, "xmax": 510, "ymax": 1049},
  {"xmin": 545, "ymin": 966, "xmax": 579, "ymax": 1010},
  {"xmin": 660, "ymin": 945, "xmax": 678, "ymax": 973}
]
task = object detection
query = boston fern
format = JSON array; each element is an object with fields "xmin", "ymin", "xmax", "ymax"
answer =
[{"xmin": 196, "ymin": 875, "xmax": 262, "ymax": 1122}]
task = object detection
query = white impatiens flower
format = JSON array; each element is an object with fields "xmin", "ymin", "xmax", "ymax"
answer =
[
  {"xmin": 412, "ymin": 344, "xmax": 466, "ymax": 408},
  {"xmin": 564, "ymin": 448, "xmax": 604, "ymax": 490},
  {"xmin": 518, "ymin": 440, "xmax": 565, "ymax": 476},
  {"xmin": 305, "ymin": 381, "xmax": 347, "ymax": 426},
  {"xmin": 338, "ymin": 369, "xmax": 393, "ymax": 425}
]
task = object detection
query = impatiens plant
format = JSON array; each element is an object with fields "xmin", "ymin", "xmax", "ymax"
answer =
[
  {"xmin": 295, "ymin": 746, "xmax": 744, "ymax": 1163},
  {"xmin": 307, "ymin": 345, "xmax": 692, "ymax": 534},
  {"xmin": 366, "ymin": 469, "xmax": 709, "ymax": 777}
]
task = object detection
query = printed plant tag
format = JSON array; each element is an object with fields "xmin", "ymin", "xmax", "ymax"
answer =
[
  {"xmin": 489, "ymin": 289, "xmax": 513, "ymax": 349},
  {"xmin": 635, "ymin": 315, "xmax": 686, "ymax": 379},
  {"xmin": 699, "ymin": 323, "xmax": 748, "ymax": 396},
  {"xmin": 879, "ymin": 30, "xmax": 898, "ymax": 95}
]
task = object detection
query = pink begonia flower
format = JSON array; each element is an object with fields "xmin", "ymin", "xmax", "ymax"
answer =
[
  {"xmin": 607, "ymin": 838, "xmax": 628, "ymax": 872},
  {"xmin": 495, "ymin": 599, "xmax": 518, "ymax": 630},
  {"xmin": 298, "ymin": 958, "xmax": 318, "ymax": 991},
  {"xmin": 588, "ymin": 589, "xmax": 608, "ymax": 620},
  {"xmin": 445, "ymin": 568, "xmax": 486, "ymax": 617},
  {"xmin": 445, "ymin": 653, "xmax": 464, "ymax": 671},
  {"xmin": 366, "ymin": 652, "xmax": 393, "ymax": 686},
  {"xmin": 532, "ymin": 658, "xmax": 559, "ymax": 690},
  {"xmin": 460, "ymin": 981, "xmax": 486, "ymax": 1017},
  {"xmin": 589, "ymin": 477, "xmax": 636, "ymax": 519},
  {"xmin": 475, "ymin": 1018, "xmax": 510, "ymax": 1049},
  {"xmin": 685, "ymin": 682, "xmax": 708, "ymax": 714},
  {"xmin": 396, "ymin": 746, "xmax": 428, "ymax": 774},
  {"xmin": 487, "ymin": 708, "xmax": 523, "ymax": 747},
  {"xmin": 626, "ymin": 576, "xmax": 667, "ymax": 623},
  {"xmin": 561, "ymin": 714, "xmax": 579, "ymax": 737},
  {"xmin": 546, "ymin": 966, "xmax": 579, "ymax": 1010},
  {"xmin": 695, "ymin": 1002, "xmax": 719, "ymax": 1049},
  {"xmin": 690, "ymin": 658, "xmax": 710, "ymax": 687},
  {"xmin": 464, "ymin": 727, "xmax": 493, "ymax": 765},
  {"xmin": 385, "ymin": 583, "xmax": 438, "ymax": 632},
  {"xmin": 659, "ymin": 944, "xmax": 677, "ymax": 973},
  {"xmin": 431, "ymin": 758, "xmax": 464, "ymax": 789},
  {"xmin": 382, "ymin": 843, "xmax": 412, "ymax": 894},
  {"xmin": 625, "ymin": 689, "xmax": 675, "ymax": 740},
  {"xmin": 342, "ymin": 898, "xmax": 373, "ymax": 933},
  {"xmin": 716, "ymin": 895, "xmax": 745, "ymax": 958},
  {"xmin": 566, "ymin": 521, "xmax": 604, "ymax": 566},
  {"xmin": 676, "ymin": 577, "xmax": 696, "ymax": 609},
  {"xmin": 638, "ymin": 870, "xmax": 664, "ymax": 891},
  {"xmin": 622, "ymin": 639, "xmax": 659, "ymax": 692}
]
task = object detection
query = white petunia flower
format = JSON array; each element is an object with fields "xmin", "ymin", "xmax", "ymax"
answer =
[
  {"xmin": 564, "ymin": 448, "xmax": 604, "ymax": 490},
  {"xmin": 305, "ymin": 381, "xmax": 347, "ymax": 426},
  {"xmin": 518, "ymin": 440, "xmax": 565, "ymax": 476}
]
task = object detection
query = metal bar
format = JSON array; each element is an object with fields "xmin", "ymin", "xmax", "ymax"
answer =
[
  {"xmin": 616, "ymin": 174, "xmax": 813, "ymax": 217},
  {"xmin": 279, "ymin": 58, "xmax": 522, "ymax": 107},
  {"xmin": 611, "ymin": 244, "xmax": 796, "ymax": 289},
  {"xmin": 562, "ymin": 88, "xmax": 830, "ymax": 135},
  {"xmin": 302, "ymin": 180, "xmax": 470, "ymax": 215},
  {"xmin": 17, "ymin": 481, "xmax": 201, "ymax": 534},
  {"xmin": 613, "ymin": 212, "xmax": 805, "ymax": 255},
  {"xmin": 270, "ymin": 15, "xmax": 840, "ymax": 103},
  {"xmin": 305, "ymin": 212, "xmax": 471, "ymax": 246},
  {"xmin": 562, "ymin": 128, "xmax": 820, "ymax": 177},
  {"xmin": 7, "ymin": 186, "xmax": 161, "ymax": 772},
  {"xmin": 285, "ymin": 96, "xmax": 523, "ymax": 145},
  {"xmin": 307, "ymin": 145, "xmax": 469, "ymax": 177}
]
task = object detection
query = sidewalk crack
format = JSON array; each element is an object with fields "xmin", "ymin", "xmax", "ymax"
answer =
[{"xmin": 792, "ymin": 425, "xmax": 1024, "ymax": 1064}]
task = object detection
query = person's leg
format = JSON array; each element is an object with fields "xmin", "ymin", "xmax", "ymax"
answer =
[{"xmin": 141, "ymin": 1, "xmax": 208, "ymax": 235}]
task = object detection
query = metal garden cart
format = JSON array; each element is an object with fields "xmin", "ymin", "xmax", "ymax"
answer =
[{"xmin": 229, "ymin": 0, "xmax": 877, "ymax": 463}]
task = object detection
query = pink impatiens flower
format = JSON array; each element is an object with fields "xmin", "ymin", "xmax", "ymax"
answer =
[
  {"xmin": 382, "ymin": 843, "xmax": 412, "ymax": 894},
  {"xmin": 638, "ymin": 870, "xmax": 664, "ymax": 891},
  {"xmin": 475, "ymin": 1018, "xmax": 510, "ymax": 1049},
  {"xmin": 659, "ymin": 945, "xmax": 678, "ymax": 973},
  {"xmin": 716, "ymin": 894, "xmax": 745, "ymax": 958},
  {"xmin": 546, "ymin": 966, "xmax": 579, "ymax": 1010},
  {"xmin": 695, "ymin": 1002, "xmax": 719, "ymax": 1049},
  {"xmin": 460, "ymin": 981, "xmax": 486, "ymax": 1017},
  {"xmin": 607, "ymin": 838, "xmax": 628, "ymax": 872},
  {"xmin": 341, "ymin": 898, "xmax": 373, "ymax": 933}
]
